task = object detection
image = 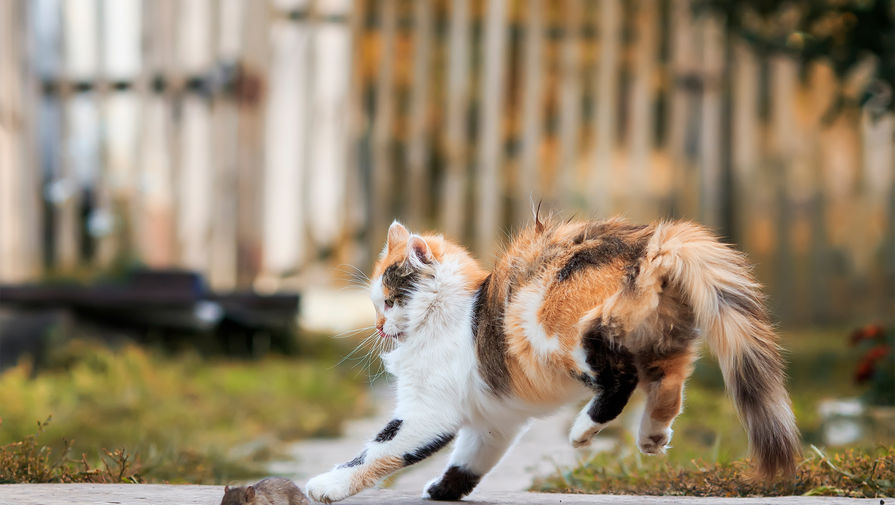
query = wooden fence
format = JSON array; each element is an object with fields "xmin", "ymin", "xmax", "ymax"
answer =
[{"xmin": 0, "ymin": 0, "xmax": 892, "ymax": 325}]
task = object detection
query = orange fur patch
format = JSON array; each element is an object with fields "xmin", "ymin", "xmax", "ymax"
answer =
[{"xmin": 349, "ymin": 456, "xmax": 403, "ymax": 494}]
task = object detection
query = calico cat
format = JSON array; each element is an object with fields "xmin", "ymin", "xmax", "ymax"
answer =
[{"xmin": 306, "ymin": 216, "xmax": 800, "ymax": 503}]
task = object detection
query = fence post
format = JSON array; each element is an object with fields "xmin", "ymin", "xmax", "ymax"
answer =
[
  {"xmin": 441, "ymin": 0, "xmax": 471, "ymax": 239},
  {"xmin": 369, "ymin": 0, "xmax": 397, "ymax": 251},
  {"xmin": 590, "ymin": 0, "xmax": 620, "ymax": 218},
  {"xmin": 0, "ymin": 0, "xmax": 42, "ymax": 282},
  {"xmin": 556, "ymin": 0, "xmax": 583, "ymax": 207},
  {"xmin": 235, "ymin": 0, "xmax": 269, "ymax": 287},
  {"xmin": 698, "ymin": 13, "xmax": 723, "ymax": 230},
  {"xmin": 515, "ymin": 0, "xmax": 543, "ymax": 225},
  {"xmin": 406, "ymin": 0, "xmax": 433, "ymax": 229},
  {"xmin": 307, "ymin": 0, "xmax": 352, "ymax": 253},
  {"xmin": 261, "ymin": 1, "xmax": 313, "ymax": 284},
  {"xmin": 476, "ymin": 0, "xmax": 508, "ymax": 258},
  {"xmin": 626, "ymin": 0, "xmax": 658, "ymax": 221}
]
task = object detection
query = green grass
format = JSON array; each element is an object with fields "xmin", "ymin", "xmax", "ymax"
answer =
[
  {"xmin": 534, "ymin": 327, "xmax": 895, "ymax": 497},
  {"xmin": 532, "ymin": 445, "xmax": 895, "ymax": 498},
  {"xmin": 0, "ymin": 339, "xmax": 369, "ymax": 483}
]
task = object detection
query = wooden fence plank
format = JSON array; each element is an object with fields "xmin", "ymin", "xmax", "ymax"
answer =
[
  {"xmin": 262, "ymin": 3, "xmax": 312, "ymax": 278},
  {"xmin": 514, "ymin": 0, "xmax": 543, "ymax": 224},
  {"xmin": 208, "ymin": 0, "xmax": 240, "ymax": 290},
  {"xmin": 370, "ymin": 0, "xmax": 397, "ymax": 250},
  {"xmin": 441, "ymin": 0, "xmax": 471, "ymax": 239},
  {"xmin": 626, "ymin": 0, "xmax": 658, "ymax": 220},
  {"xmin": 406, "ymin": 0, "xmax": 433, "ymax": 229},
  {"xmin": 235, "ymin": 0, "xmax": 270, "ymax": 287},
  {"xmin": 590, "ymin": 0, "xmax": 620, "ymax": 217},
  {"xmin": 307, "ymin": 0, "xmax": 352, "ymax": 251},
  {"xmin": 476, "ymin": 0, "xmax": 508, "ymax": 258},
  {"xmin": 698, "ymin": 13, "xmax": 723, "ymax": 230},
  {"xmin": 0, "ymin": 0, "xmax": 41, "ymax": 282},
  {"xmin": 556, "ymin": 0, "xmax": 583, "ymax": 207}
]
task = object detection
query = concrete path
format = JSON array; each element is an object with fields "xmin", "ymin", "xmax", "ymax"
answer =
[{"xmin": 0, "ymin": 485, "xmax": 880, "ymax": 505}]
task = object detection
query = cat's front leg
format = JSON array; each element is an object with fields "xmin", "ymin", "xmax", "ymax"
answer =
[
  {"xmin": 424, "ymin": 423, "xmax": 522, "ymax": 501},
  {"xmin": 306, "ymin": 413, "xmax": 459, "ymax": 503}
]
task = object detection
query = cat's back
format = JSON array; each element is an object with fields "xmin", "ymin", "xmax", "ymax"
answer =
[
  {"xmin": 479, "ymin": 217, "xmax": 655, "ymax": 402},
  {"xmin": 253, "ymin": 478, "xmax": 310, "ymax": 505},
  {"xmin": 495, "ymin": 217, "xmax": 654, "ymax": 298}
]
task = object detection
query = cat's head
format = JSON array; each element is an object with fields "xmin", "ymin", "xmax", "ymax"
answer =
[
  {"xmin": 369, "ymin": 221, "xmax": 484, "ymax": 344},
  {"xmin": 369, "ymin": 221, "xmax": 443, "ymax": 342}
]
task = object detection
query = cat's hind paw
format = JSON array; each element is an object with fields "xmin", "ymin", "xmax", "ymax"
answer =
[{"xmin": 638, "ymin": 427, "xmax": 672, "ymax": 455}]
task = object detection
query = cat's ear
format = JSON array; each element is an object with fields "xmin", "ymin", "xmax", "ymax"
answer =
[
  {"xmin": 245, "ymin": 486, "xmax": 255, "ymax": 500},
  {"xmin": 407, "ymin": 235, "xmax": 434, "ymax": 265},
  {"xmin": 387, "ymin": 221, "xmax": 409, "ymax": 251}
]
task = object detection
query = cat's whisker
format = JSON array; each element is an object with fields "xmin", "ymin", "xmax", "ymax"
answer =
[
  {"xmin": 330, "ymin": 325, "xmax": 376, "ymax": 340},
  {"xmin": 332, "ymin": 331, "xmax": 380, "ymax": 369}
]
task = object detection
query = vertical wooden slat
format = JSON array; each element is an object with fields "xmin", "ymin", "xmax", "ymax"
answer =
[
  {"xmin": 768, "ymin": 54, "xmax": 797, "ymax": 321},
  {"xmin": 666, "ymin": 0, "xmax": 696, "ymax": 218},
  {"xmin": 860, "ymin": 108, "xmax": 895, "ymax": 316},
  {"xmin": 405, "ymin": 0, "xmax": 433, "ymax": 228},
  {"xmin": 441, "ymin": 0, "xmax": 471, "ymax": 238},
  {"xmin": 138, "ymin": 0, "xmax": 177, "ymax": 268},
  {"xmin": 343, "ymin": 0, "xmax": 369, "ymax": 268},
  {"xmin": 698, "ymin": 13, "xmax": 723, "ymax": 230},
  {"xmin": 262, "ymin": 0, "xmax": 312, "ymax": 280},
  {"xmin": 208, "ymin": 0, "xmax": 240, "ymax": 289},
  {"xmin": 101, "ymin": 0, "xmax": 141, "ymax": 266},
  {"xmin": 476, "ymin": 0, "xmax": 508, "ymax": 258},
  {"xmin": 590, "ymin": 0, "xmax": 620, "ymax": 217},
  {"xmin": 731, "ymin": 41, "xmax": 758, "ymax": 240},
  {"xmin": 515, "ymin": 0, "xmax": 543, "ymax": 224},
  {"xmin": 370, "ymin": 0, "xmax": 397, "ymax": 250},
  {"xmin": 556, "ymin": 0, "xmax": 583, "ymax": 206},
  {"xmin": 0, "ymin": 0, "xmax": 41, "ymax": 282},
  {"xmin": 177, "ymin": 0, "xmax": 213, "ymax": 273},
  {"xmin": 626, "ymin": 0, "xmax": 658, "ymax": 220},
  {"xmin": 235, "ymin": 0, "xmax": 270, "ymax": 286},
  {"xmin": 62, "ymin": 0, "xmax": 103, "ymax": 269},
  {"xmin": 307, "ymin": 0, "xmax": 352, "ymax": 251}
]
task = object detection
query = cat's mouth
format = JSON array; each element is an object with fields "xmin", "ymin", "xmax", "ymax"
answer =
[{"xmin": 376, "ymin": 325, "xmax": 404, "ymax": 340}]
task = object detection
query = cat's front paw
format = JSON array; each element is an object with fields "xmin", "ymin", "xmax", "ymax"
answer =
[{"xmin": 306, "ymin": 469, "xmax": 353, "ymax": 504}]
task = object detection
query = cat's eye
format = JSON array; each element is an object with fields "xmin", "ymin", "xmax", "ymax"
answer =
[{"xmin": 384, "ymin": 299, "xmax": 394, "ymax": 309}]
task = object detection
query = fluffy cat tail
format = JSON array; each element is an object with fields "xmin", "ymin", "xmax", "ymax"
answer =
[{"xmin": 643, "ymin": 221, "xmax": 800, "ymax": 478}]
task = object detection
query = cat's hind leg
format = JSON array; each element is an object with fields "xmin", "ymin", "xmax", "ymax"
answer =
[
  {"xmin": 424, "ymin": 423, "xmax": 522, "ymax": 501},
  {"xmin": 636, "ymin": 351, "xmax": 695, "ymax": 454},
  {"xmin": 568, "ymin": 322, "xmax": 639, "ymax": 448}
]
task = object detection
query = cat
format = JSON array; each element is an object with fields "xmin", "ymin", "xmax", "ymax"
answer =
[{"xmin": 305, "ymin": 215, "xmax": 800, "ymax": 503}]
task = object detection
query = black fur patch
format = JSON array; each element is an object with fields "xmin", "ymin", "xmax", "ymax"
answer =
[
  {"xmin": 472, "ymin": 276, "xmax": 511, "ymax": 396},
  {"xmin": 381, "ymin": 264, "xmax": 420, "ymax": 304},
  {"xmin": 426, "ymin": 465, "xmax": 481, "ymax": 501},
  {"xmin": 579, "ymin": 321, "xmax": 639, "ymax": 424},
  {"xmin": 339, "ymin": 450, "xmax": 366, "ymax": 468},
  {"xmin": 402, "ymin": 433, "xmax": 455, "ymax": 466},
  {"xmin": 557, "ymin": 234, "xmax": 650, "ymax": 282},
  {"xmin": 374, "ymin": 419, "xmax": 403, "ymax": 442}
]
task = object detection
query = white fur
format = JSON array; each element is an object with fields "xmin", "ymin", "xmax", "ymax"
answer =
[
  {"xmin": 569, "ymin": 396, "xmax": 607, "ymax": 448},
  {"xmin": 513, "ymin": 282, "xmax": 561, "ymax": 359},
  {"xmin": 306, "ymin": 466, "xmax": 354, "ymax": 504}
]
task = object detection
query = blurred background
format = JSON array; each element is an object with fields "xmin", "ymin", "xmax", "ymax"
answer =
[{"xmin": 0, "ymin": 0, "xmax": 893, "ymax": 494}]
